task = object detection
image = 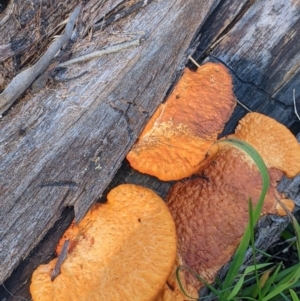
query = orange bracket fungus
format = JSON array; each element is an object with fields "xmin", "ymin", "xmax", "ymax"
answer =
[
  {"xmin": 30, "ymin": 184, "xmax": 177, "ymax": 301},
  {"xmin": 230, "ymin": 112, "xmax": 300, "ymax": 178},
  {"xmin": 164, "ymin": 144, "xmax": 295, "ymax": 298},
  {"xmin": 127, "ymin": 62, "xmax": 236, "ymax": 181},
  {"xmin": 159, "ymin": 113, "xmax": 300, "ymax": 298}
]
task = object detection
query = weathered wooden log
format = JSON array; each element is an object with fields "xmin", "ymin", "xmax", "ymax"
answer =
[
  {"xmin": 1, "ymin": 0, "xmax": 300, "ymax": 299},
  {"xmin": 0, "ymin": 0, "xmax": 220, "ymax": 285}
]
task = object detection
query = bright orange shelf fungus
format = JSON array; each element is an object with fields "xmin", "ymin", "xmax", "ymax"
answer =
[
  {"xmin": 30, "ymin": 184, "xmax": 177, "ymax": 301},
  {"xmin": 127, "ymin": 62, "xmax": 236, "ymax": 181},
  {"xmin": 164, "ymin": 143, "xmax": 295, "ymax": 297},
  {"xmin": 231, "ymin": 112, "xmax": 300, "ymax": 178}
]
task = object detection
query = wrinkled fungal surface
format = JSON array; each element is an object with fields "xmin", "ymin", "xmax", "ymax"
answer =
[
  {"xmin": 127, "ymin": 62, "xmax": 236, "ymax": 181},
  {"xmin": 30, "ymin": 184, "xmax": 177, "ymax": 301},
  {"xmin": 166, "ymin": 144, "xmax": 293, "ymax": 293}
]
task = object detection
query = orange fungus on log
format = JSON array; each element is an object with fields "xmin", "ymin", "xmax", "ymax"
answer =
[
  {"xmin": 230, "ymin": 112, "xmax": 300, "ymax": 178},
  {"xmin": 164, "ymin": 142, "xmax": 295, "ymax": 297},
  {"xmin": 30, "ymin": 184, "xmax": 177, "ymax": 301},
  {"xmin": 126, "ymin": 62, "xmax": 236, "ymax": 181}
]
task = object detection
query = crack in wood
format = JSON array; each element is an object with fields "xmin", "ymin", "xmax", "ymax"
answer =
[
  {"xmin": 93, "ymin": 0, "xmax": 155, "ymax": 31},
  {"xmin": 193, "ymin": 0, "xmax": 257, "ymax": 61},
  {"xmin": 108, "ymin": 99, "xmax": 149, "ymax": 141},
  {"xmin": 209, "ymin": 55, "xmax": 295, "ymax": 111},
  {"xmin": 94, "ymin": 137, "xmax": 108, "ymax": 158},
  {"xmin": 213, "ymin": 0, "xmax": 256, "ymax": 46},
  {"xmin": 108, "ymin": 101, "xmax": 135, "ymax": 141},
  {"xmin": 40, "ymin": 181, "xmax": 78, "ymax": 188}
]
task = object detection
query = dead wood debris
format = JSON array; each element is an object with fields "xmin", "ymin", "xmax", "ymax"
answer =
[
  {"xmin": 30, "ymin": 70, "xmax": 88, "ymax": 94},
  {"xmin": 57, "ymin": 38, "xmax": 142, "ymax": 68},
  {"xmin": 51, "ymin": 240, "xmax": 70, "ymax": 281},
  {"xmin": 0, "ymin": 0, "xmax": 15, "ymax": 26},
  {"xmin": 0, "ymin": 5, "xmax": 81, "ymax": 117}
]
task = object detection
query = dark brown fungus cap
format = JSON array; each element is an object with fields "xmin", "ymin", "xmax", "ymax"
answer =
[{"xmin": 164, "ymin": 143, "xmax": 294, "ymax": 296}]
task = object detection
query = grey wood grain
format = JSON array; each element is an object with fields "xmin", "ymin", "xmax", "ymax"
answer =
[
  {"xmin": 0, "ymin": 0, "xmax": 219, "ymax": 285},
  {"xmin": 209, "ymin": 0, "xmax": 300, "ymax": 129},
  {"xmin": 191, "ymin": 0, "xmax": 251, "ymax": 61}
]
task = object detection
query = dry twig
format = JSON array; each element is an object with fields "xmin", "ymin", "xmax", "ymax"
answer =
[
  {"xmin": 0, "ymin": 0, "xmax": 15, "ymax": 27},
  {"xmin": 57, "ymin": 38, "xmax": 141, "ymax": 68},
  {"xmin": 188, "ymin": 55, "xmax": 200, "ymax": 67},
  {"xmin": 0, "ymin": 5, "xmax": 81, "ymax": 116},
  {"xmin": 51, "ymin": 240, "xmax": 70, "ymax": 281}
]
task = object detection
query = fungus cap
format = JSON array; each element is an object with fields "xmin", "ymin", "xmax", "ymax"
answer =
[
  {"xmin": 127, "ymin": 62, "xmax": 236, "ymax": 181},
  {"xmin": 232, "ymin": 112, "xmax": 300, "ymax": 177},
  {"xmin": 30, "ymin": 184, "xmax": 177, "ymax": 301},
  {"xmin": 166, "ymin": 143, "xmax": 294, "ymax": 294}
]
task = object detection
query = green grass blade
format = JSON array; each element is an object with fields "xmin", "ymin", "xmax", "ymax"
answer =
[
  {"xmin": 226, "ymin": 275, "xmax": 245, "ymax": 299},
  {"xmin": 243, "ymin": 263, "xmax": 273, "ymax": 274},
  {"xmin": 289, "ymin": 279, "xmax": 300, "ymax": 289},
  {"xmin": 239, "ymin": 265, "xmax": 277, "ymax": 297},
  {"xmin": 175, "ymin": 265, "xmax": 221, "ymax": 299},
  {"xmin": 248, "ymin": 200, "xmax": 262, "ymax": 300},
  {"xmin": 290, "ymin": 289, "xmax": 300, "ymax": 301},
  {"xmin": 290, "ymin": 215, "xmax": 300, "ymax": 259},
  {"xmin": 175, "ymin": 266, "xmax": 200, "ymax": 300},
  {"xmin": 255, "ymin": 249, "xmax": 272, "ymax": 259},
  {"xmin": 219, "ymin": 138, "xmax": 270, "ymax": 292},
  {"xmin": 215, "ymin": 277, "xmax": 224, "ymax": 290},
  {"xmin": 279, "ymin": 292, "xmax": 294, "ymax": 301},
  {"xmin": 226, "ymin": 264, "xmax": 272, "ymax": 300},
  {"xmin": 276, "ymin": 266, "xmax": 300, "ymax": 287},
  {"xmin": 276, "ymin": 199, "xmax": 300, "ymax": 260},
  {"xmin": 270, "ymin": 263, "xmax": 300, "ymax": 283},
  {"xmin": 261, "ymin": 263, "xmax": 282, "ymax": 297},
  {"xmin": 262, "ymin": 266, "xmax": 300, "ymax": 300}
]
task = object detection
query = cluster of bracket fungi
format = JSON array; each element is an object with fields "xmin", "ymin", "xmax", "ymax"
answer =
[{"xmin": 30, "ymin": 63, "xmax": 300, "ymax": 301}]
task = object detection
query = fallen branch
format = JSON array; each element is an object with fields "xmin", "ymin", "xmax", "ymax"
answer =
[
  {"xmin": 0, "ymin": 0, "xmax": 15, "ymax": 27},
  {"xmin": 56, "ymin": 38, "xmax": 142, "ymax": 68},
  {"xmin": 0, "ymin": 5, "xmax": 81, "ymax": 116},
  {"xmin": 51, "ymin": 240, "xmax": 70, "ymax": 281}
]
